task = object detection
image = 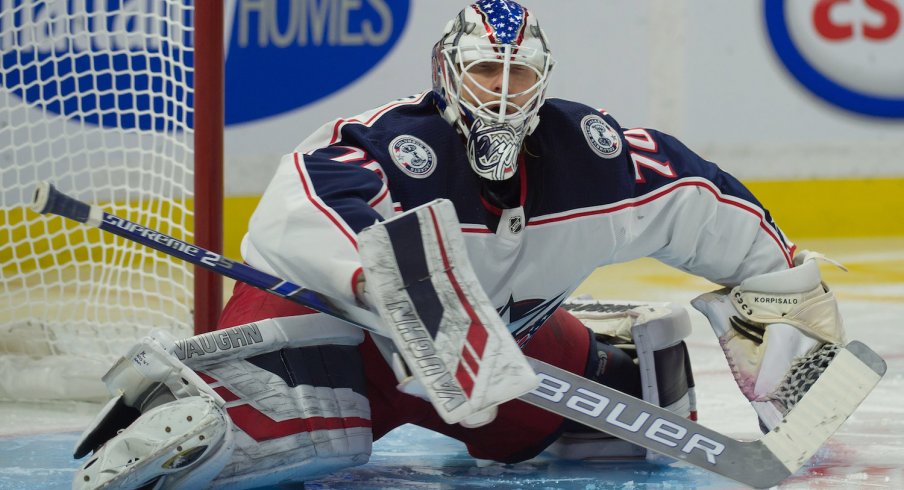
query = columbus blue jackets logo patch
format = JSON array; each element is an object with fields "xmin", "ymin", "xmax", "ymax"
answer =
[
  {"xmin": 389, "ymin": 135, "xmax": 437, "ymax": 178},
  {"xmin": 581, "ymin": 115, "xmax": 622, "ymax": 159}
]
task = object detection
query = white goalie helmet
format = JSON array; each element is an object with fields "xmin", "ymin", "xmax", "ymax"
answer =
[{"xmin": 432, "ymin": 0, "xmax": 554, "ymax": 181}]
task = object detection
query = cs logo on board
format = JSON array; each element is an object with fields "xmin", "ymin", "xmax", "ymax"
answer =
[
  {"xmin": 764, "ymin": 0, "xmax": 904, "ymax": 118},
  {"xmin": 0, "ymin": 0, "xmax": 411, "ymax": 130}
]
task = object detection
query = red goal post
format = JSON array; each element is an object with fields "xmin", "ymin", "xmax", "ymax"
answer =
[{"xmin": 194, "ymin": 0, "xmax": 225, "ymax": 334}]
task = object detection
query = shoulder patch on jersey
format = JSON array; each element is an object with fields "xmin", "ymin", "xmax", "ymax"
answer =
[
  {"xmin": 389, "ymin": 135, "xmax": 437, "ymax": 179},
  {"xmin": 581, "ymin": 114, "xmax": 622, "ymax": 159}
]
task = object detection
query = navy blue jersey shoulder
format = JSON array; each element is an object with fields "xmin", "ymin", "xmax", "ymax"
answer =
[
  {"xmin": 634, "ymin": 128, "xmax": 770, "ymax": 210},
  {"xmin": 522, "ymin": 98, "xmax": 637, "ymax": 215},
  {"xmin": 310, "ymin": 94, "xmax": 769, "ymax": 227},
  {"xmin": 324, "ymin": 95, "xmax": 490, "ymax": 225}
]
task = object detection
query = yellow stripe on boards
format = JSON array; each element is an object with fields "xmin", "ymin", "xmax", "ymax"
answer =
[
  {"xmin": 223, "ymin": 196, "xmax": 260, "ymax": 260},
  {"xmin": 219, "ymin": 178, "xmax": 904, "ymax": 244},
  {"xmin": 0, "ymin": 196, "xmax": 256, "ymax": 275},
  {"xmin": 5, "ymin": 178, "xmax": 903, "ymax": 276},
  {"xmin": 1, "ymin": 200, "xmax": 192, "ymax": 277},
  {"xmin": 744, "ymin": 178, "xmax": 904, "ymax": 238}
]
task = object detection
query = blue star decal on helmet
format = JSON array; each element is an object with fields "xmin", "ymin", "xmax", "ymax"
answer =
[{"xmin": 474, "ymin": 0, "xmax": 525, "ymax": 45}]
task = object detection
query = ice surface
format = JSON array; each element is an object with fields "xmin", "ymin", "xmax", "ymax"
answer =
[{"xmin": 2, "ymin": 238, "xmax": 902, "ymax": 489}]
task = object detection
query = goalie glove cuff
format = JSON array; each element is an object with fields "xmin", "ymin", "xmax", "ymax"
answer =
[{"xmin": 731, "ymin": 260, "xmax": 845, "ymax": 345}]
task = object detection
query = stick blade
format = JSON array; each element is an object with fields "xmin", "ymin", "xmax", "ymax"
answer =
[{"xmin": 757, "ymin": 341, "xmax": 885, "ymax": 483}]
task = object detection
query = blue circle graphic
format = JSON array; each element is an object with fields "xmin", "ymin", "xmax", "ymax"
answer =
[
  {"xmin": 0, "ymin": 1, "xmax": 411, "ymax": 130},
  {"xmin": 225, "ymin": 0, "xmax": 411, "ymax": 125},
  {"xmin": 763, "ymin": 0, "xmax": 904, "ymax": 118}
]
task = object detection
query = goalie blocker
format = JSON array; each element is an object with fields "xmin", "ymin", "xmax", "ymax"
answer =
[{"xmin": 356, "ymin": 199, "xmax": 540, "ymax": 425}]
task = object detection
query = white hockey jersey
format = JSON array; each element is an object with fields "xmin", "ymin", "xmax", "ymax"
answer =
[{"xmin": 242, "ymin": 92, "xmax": 795, "ymax": 345}]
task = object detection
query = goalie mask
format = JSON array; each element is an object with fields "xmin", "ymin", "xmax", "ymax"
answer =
[{"xmin": 432, "ymin": 0, "xmax": 554, "ymax": 181}]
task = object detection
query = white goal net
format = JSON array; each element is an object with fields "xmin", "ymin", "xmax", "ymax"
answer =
[{"xmin": 0, "ymin": 1, "xmax": 205, "ymax": 401}]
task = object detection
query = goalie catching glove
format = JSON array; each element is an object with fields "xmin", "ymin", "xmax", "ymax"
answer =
[{"xmin": 692, "ymin": 252, "xmax": 846, "ymax": 431}]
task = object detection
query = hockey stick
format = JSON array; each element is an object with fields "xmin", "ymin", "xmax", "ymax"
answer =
[{"xmin": 32, "ymin": 181, "xmax": 886, "ymax": 489}]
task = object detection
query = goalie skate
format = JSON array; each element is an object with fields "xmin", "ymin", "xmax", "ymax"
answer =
[{"xmin": 74, "ymin": 395, "xmax": 234, "ymax": 490}]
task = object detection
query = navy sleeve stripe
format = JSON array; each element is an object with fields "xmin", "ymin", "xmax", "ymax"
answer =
[
  {"xmin": 293, "ymin": 152, "xmax": 359, "ymax": 250},
  {"xmin": 328, "ymin": 92, "xmax": 431, "ymax": 145}
]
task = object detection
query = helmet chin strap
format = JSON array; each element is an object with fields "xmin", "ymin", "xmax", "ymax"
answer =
[{"xmin": 466, "ymin": 118, "xmax": 523, "ymax": 181}]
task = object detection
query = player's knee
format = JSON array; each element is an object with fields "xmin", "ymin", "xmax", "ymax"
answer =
[
  {"xmin": 203, "ymin": 316, "xmax": 373, "ymax": 488},
  {"xmin": 549, "ymin": 300, "xmax": 696, "ymax": 462},
  {"xmin": 575, "ymin": 301, "xmax": 695, "ymax": 417},
  {"xmin": 589, "ymin": 340, "xmax": 642, "ymax": 399}
]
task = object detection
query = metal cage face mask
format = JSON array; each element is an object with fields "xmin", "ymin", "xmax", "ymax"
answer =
[{"xmin": 432, "ymin": 0, "xmax": 554, "ymax": 180}]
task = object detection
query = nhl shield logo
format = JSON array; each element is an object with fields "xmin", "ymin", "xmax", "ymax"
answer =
[
  {"xmin": 581, "ymin": 115, "xmax": 622, "ymax": 159},
  {"xmin": 389, "ymin": 135, "xmax": 437, "ymax": 178},
  {"xmin": 509, "ymin": 215, "xmax": 523, "ymax": 234}
]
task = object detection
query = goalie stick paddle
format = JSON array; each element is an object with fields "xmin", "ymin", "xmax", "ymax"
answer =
[{"xmin": 32, "ymin": 181, "xmax": 887, "ymax": 489}]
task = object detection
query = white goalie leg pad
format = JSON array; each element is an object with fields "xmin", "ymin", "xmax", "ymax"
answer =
[
  {"xmin": 691, "ymin": 256, "xmax": 846, "ymax": 431},
  {"xmin": 75, "ymin": 316, "xmax": 370, "ymax": 490},
  {"xmin": 631, "ymin": 304, "xmax": 695, "ymax": 419},
  {"xmin": 76, "ymin": 314, "xmax": 363, "ymax": 458},
  {"xmin": 74, "ymin": 394, "xmax": 234, "ymax": 490},
  {"xmin": 547, "ymin": 300, "xmax": 695, "ymax": 463},
  {"xmin": 196, "ymin": 315, "xmax": 372, "ymax": 489},
  {"xmin": 357, "ymin": 199, "xmax": 538, "ymax": 426},
  {"xmin": 172, "ymin": 315, "xmax": 365, "ymax": 369}
]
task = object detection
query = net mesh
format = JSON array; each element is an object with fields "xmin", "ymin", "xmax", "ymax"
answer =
[{"xmin": 0, "ymin": 1, "xmax": 196, "ymax": 401}]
